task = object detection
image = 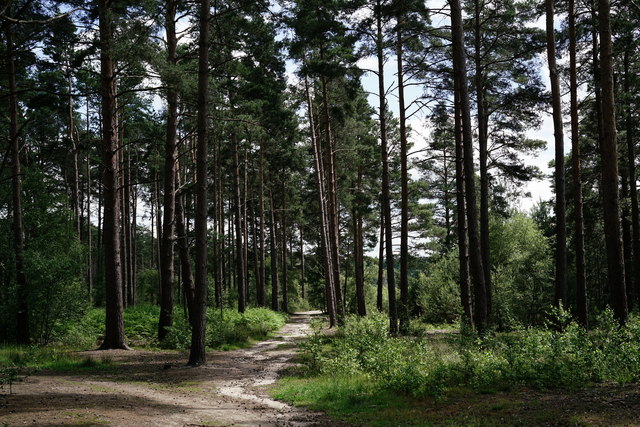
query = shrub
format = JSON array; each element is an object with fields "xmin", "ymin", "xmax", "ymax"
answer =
[{"xmin": 296, "ymin": 309, "xmax": 640, "ymax": 400}]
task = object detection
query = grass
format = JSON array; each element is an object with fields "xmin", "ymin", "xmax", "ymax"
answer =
[
  {"xmin": 0, "ymin": 346, "xmax": 115, "ymax": 372},
  {"xmin": 271, "ymin": 375, "xmax": 640, "ymax": 426}
]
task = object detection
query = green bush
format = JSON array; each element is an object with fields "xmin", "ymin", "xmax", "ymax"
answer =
[{"xmin": 296, "ymin": 310, "xmax": 640, "ymax": 400}]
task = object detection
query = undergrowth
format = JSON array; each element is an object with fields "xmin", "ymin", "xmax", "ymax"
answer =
[{"xmin": 281, "ymin": 307, "xmax": 640, "ymax": 403}]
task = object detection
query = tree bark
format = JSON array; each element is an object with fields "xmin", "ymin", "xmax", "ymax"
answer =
[
  {"xmin": 4, "ymin": 15, "xmax": 29, "ymax": 344},
  {"xmin": 257, "ymin": 142, "xmax": 266, "ymax": 306},
  {"xmin": 450, "ymin": 0, "xmax": 487, "ymax": 331},
  {"xmin": 281, "ymin": 184, "xmax": 289, "ymax": 313},
  {"xmin": 376, "ymin": 1, "xmax": 398, "ymax": 334},
  {"xmin": 569, "ymin": 0, "xmax": 588, "ymax": 327},
  {"xmin": 376, "ymin": 207, "xmax": 384, "ymax": 312},
  {"xmin": 232, "ymin": 131, "xmax": 246, "ymax": 313},
  {"xmin": 158, "ymin": 0, "xmax": 178, "ymax": 341},
  {"xmin": 304, "ymin": 72, "xmax": 337, "ymax": 326},
  {"xmin": 269, "ymin": 187, "xmax": 279, "ymax": 312},
  {"xmin": 319, "ymin": 54, "xmax": 344, "ymax": 320},
  {"xmin": 98, "ymin": 0, "xmax": 128, "ymax": 350},
  {"xmin": 624, "ymin": 49, "xmax": 639, "ymax": 310},
  {"xmin": 176, "ymin": 172, "xmax": 195, "ymax": 323},
  {"xmin": 546, "ymin": 0, "xmax": 568, "ymax": 307},
  {"xmin": 474, "ymin": 0, "xmax": 492, "ymax": 317},
  {"xmin": 454, "ymin": 92, "xmax": 473, "ymax": 325},
  {"xmin": 188, "ymin": 0, "xmax": 210, "ymax": 366},
  {"xmin": 396, "ymin": 14, "xmax": 410, "ymax": 334},
  {"xmin": 597, "ymin": 0, "xmax": 628, "ymax": 323},
  {"xmin": 354, "ymin": 170, "xmax": 366, "ymax": 316}
]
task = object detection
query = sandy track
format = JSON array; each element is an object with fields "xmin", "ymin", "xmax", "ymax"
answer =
[{"xmin": 0, "ymin": 311, "xmax": 347, "ymax": 427}]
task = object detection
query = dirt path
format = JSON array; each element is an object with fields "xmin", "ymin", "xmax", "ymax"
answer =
[{"xmin": 0, "ymin": 311, "xmax": 347, "ymax": 427}]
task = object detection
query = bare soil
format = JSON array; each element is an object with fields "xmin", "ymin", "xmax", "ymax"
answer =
[{"xmin": 0, "ymin": 311, "xmax": 346, "ymax": 427}]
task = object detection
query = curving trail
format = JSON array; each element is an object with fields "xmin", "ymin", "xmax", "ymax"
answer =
[{"xmin": 0, "ymin": 311, "xmax": 347, "ymax": 426}]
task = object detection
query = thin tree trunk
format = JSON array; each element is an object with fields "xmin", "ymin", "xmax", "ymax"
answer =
[
  {"xmin": 454, "ymin": 92, "xmax": 473, "ymax": 325},
  {"xmin": 158, "ymin": 0, "xmax": 178, "ymax": 341},
  {"xmin": 67, "ymin": 64, "xmax": 81, "ymax": 238},
  {"xmin": 304, "ymin": 72, "xmax": 337, "ymax": 326},
  {"xmin": 450, "ymin": 0, "xmax": 487, "ymax": 332},
  {"xmin": 396, "ymin": 14, "xmax": 410, "ymax": 334},
  {"xmin": 376, "ymin": 1, "xmax": 397, "ymax": 333},
  {"xmin": 319, "ymin": 53, "xmax": 344, "ymax": 320},
  {"xmin": 474, "ymin": 0, "xmax": 492, "ymax": 317},
  {"xmin": 4, "ymin": 15, "xmax": 29, "ymax": 344},
  {"xmin": 624, "ymin": 49, "xmax": 638, "ymax": 310},
  {"xmin": 252, "ymin": 200, "xmax": 260, "ymax": 305},
  {"xmin": 281, "ymin": 185, "xmax": 289, "ymax": 313},
  {"xmin": 569, "ymin": 0, "xmax": 588, "ymax": 327},
  {"xmin": 117, "ymin": 105, "xmax": 128, "ymax": 309},
  {"xmin": 257, "ymin": 142, "xmax": 266, "ymax": 306},
  {"xmin": 377, "ymin": 206, "xmax": 384, "ymax": 312},
  {"xmin": 176, "ymin": 172, "xmax": 195, "ymax": 323},
  {"xmin": 546, "ymin": 0, "xmax": 568, "ymax": 307},
  {"xmin": 354, "ymin": 170, "xmax": 366, "ymax": 317},
  {"xmin": 300, "ymin": 225, "xmax": 305, "ymax": 299},
  {"xmin": 98, "ymin": 0, "xmax": 128, "ymax": 350},
  {"xmin": 188, "ymin": 0, "xmax": 210, "ymax": 366},
  {"xmin": 232, "ymin": 131, "xmax": 246, "ymax": 313},
  {"xmin": 87, "ymin": 153, "xmax": 93, "ymax": 303},
  {"xmin": 269, "ymin": 187, "xmax": 279, "ymax": 312},
  {"xmin": 598, "ymin": 0, "xmax": 628, "ymax": 323},
  {"xmin": 243, "ymin": 150, "xmax": 249, "ymax": 308}
]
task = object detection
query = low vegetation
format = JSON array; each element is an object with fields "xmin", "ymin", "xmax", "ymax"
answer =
[
  {"xmin": 272, "ymin": 309, "xmax": 640, "ymax": 425},
  {"xmin": 0, "ymin": 304, "xmax": 287, "ymax": 392}
]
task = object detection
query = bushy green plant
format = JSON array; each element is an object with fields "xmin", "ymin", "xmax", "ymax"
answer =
[
  {"xmin": 413, "ymin": 252, "xmax": 462, "ymax": 324},
  {"xmin": 295, "ymin": 309, "xmax": 640, "ymax": 400}
]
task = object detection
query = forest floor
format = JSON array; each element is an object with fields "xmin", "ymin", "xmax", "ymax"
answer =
[{"xmin": 0, "ymin": 311, "xmax": 347, "ymax": 426}]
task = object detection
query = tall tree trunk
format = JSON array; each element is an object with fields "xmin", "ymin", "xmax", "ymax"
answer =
[
  {"xmin": 86, "ymin": 99, "xmax": 94, "ymax": 302},
  {"xmin": 98, "ymin": 0, "xmax": 128, "ymax": 350},
  {"xmin": 376, "ymin": 1, "xmax": 398, "ymax": 333},
  {"xmin": 232, "ymin": 131, "xmax": 246, "ymax": 313},
  {"xmin": 67, "ymin": 64, "xmax": 81, "ymax": 239},
  {"xmin": 299, "ymin": 225, "xmax": 305, "ymax": 299},
  {"xmin": 396, "ymin": 14, "xmax": 410, "ymax": 334},
  {"xmin": 569, "ymin": 0, "xmax": 588, "ymax": 327},
  {"xmin": 376, "ymin": 207, "xmax": 384, "ymax": 312},
  {"xmin": 354, "ymin": 169, "xmax": 366, "ymax": 316},
  {"xmin": 269, "ymin": 187, "xmax": 279, "ymax": 312},
  {"xmin": 624, "ymin": 49, "xmax": 639, "ymax": 310},
  {"xmin": 281, "ymin": 185, "xmax": 289, "ymax": 313},
  {"xmin": 546, "ymin": 0, "xmax": 568, "ymax": 306},
  {"xmin": 158, "ymin": 0, "xmax": 178, "ymax": 341},
  {"xmin": 87, "ymin": 154, "xmax": 93, "ymax": 302},
  {"xmin": 474, "ymin": 0, "xmax": 492, "ymax": 317},
  {"xmin": 175, "ymin": 176, "xmax": 195, "ymax": 323},
  {"xmin": 118, "ymin": 107, "xmax": 129, "ymax": 309},
  {"xmin": 450, "ymin": 0, "xmax": 487, "ymax": 331},
  {"xmin": 4, "ymin": 15, "xmax": 29, "ymax": 344},
  {"xmin": 243, "ymin": 150, "xmax": 249, "ymax": 307},
  {"xmin": 188, "ymin": 0, "xmax": 210, "ymax": 366},
  {"xmin": 454, "ymin": 92, "xmax": 473, "ymax": 325},
  {"xmin": 598, "ymin": 0, "xmax": 628, "ymax": 323},
  {"xmin": 257, "ymin": 142, "xmax": 266, "ymax": 306},
  {"xmin": 252, "ymin": 200, "xmax": 260, "ymax": 305},
  {"xmin": 318, "ymin": 53, "xmax": 344, "ymax": 320},
  {"xmin": 304, "ymin": 72, "xmax": 337, "ymax": 326}
]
